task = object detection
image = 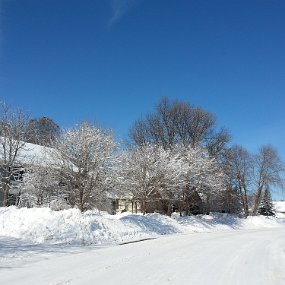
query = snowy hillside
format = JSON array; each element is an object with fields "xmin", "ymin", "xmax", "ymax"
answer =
[{"xmin": 0, "ymin": 207, "xmax": 284, "ymax": 245}]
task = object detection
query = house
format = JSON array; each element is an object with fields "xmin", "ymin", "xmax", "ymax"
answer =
[
  {"xmin": 112, "ymin": 198, "xmax": 142, "ymax": 214},
  {"xmin": 0, "ymin": 142, "xmax": 54, "ymax": 207},
  {"xmin": 0, "ymin": 165, "xmax": 25, "ymax": 206}
]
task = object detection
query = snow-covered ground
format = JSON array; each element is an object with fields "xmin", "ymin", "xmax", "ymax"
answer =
[
  {"xmin": 274, "ymin": 200, "xmax": 285, "ymax": 217},
  {"xmin": 1, "ymin": 228, "xmax": 285, "ymax": 285},
  {"xmin": 1, "ymin": 206, "xmax": 285, "ymax": 245},
  {"xmin": 0, "ymin": 205, "xmax": 285, "ymax": 284}
]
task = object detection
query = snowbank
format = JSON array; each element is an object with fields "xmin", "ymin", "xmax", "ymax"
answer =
[
  {"xmin": 0, "ymin": 207, "xmax": 284, "ymax": 245},
  {"xmin": 0, "ymin": 207, "xmax": 183, "ymax": 245},
  {"xmin": 274, "ymin": 201, "xmax": 285, "ymax": 218},
  {"xmin": 274, "ymin": 201, "xmax": 285, "ymax": 212}
]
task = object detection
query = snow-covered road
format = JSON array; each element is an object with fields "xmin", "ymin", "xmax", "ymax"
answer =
[{"xmin": 1, "ymin": 228, "xmax": 285, "ymax": 285}]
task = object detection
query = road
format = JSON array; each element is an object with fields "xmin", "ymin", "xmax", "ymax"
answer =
[{"xmin": 1, "ymin": 228, "xmax": 285, "ymax": 285}]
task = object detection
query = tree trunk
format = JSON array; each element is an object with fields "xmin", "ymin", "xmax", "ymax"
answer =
[
  {"xmin": 239, "ymin": 184, "xmax": 249, "ymax": 218},
  {"xmin": 243, "ymin": 189, "xmax": 249, "ymax": 217},
  {"xmin": 3, "ymin": 186, "xmax": 9, "ymax": 207},
  {"xmin": 252, "ymin": 185, "xmax": 263, "ymax": 216},
  {"xmin": 3, "ymin": 189, "xmax": 9, "ymax": 207},
  {"xmin": 166, "ymin": 202, "xmax": 172, "ymax": 216},
  {"xmin": 78, "ymin": 188, "xmax": 85, "ymax": 212},
  {"xmin": 142, "ymin": 199, "xmax": 146, "ymax": 215}
]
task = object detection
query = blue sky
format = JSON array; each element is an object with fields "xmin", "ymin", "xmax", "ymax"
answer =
[{"xmin": 0, "ymin": 0, "xmax": 284, "ymax": 197}]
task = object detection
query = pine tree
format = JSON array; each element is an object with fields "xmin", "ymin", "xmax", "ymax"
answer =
[{"xmin": 258, "ymin": 186, "xmax": 275, "ymax": 216}]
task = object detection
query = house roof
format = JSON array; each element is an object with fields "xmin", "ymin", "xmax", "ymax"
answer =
[{"xmin": 0, "ymin": 138, "xmax": 58, "ymax": 167}]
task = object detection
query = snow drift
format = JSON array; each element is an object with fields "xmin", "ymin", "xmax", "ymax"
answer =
[{"xmin": 0, "ymin": 206, "xmax": 284, "ymax": 245}]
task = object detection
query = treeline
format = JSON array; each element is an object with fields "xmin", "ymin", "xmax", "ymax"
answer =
[{"xmin": 0, "ymin": 98, "xmax": 283, "ymax": 217}]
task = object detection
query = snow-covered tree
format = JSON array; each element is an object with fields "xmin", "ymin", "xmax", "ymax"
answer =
[
  {"xmin": 51, "ymin": 122, "xmax": 116, "ymax": 212},
  {"xmin": 174, "ymin": 145, "xmax": 226, "ymax": 213},
  {"xmin": 0, "ymin": 102, "xmax": 31, "ymax": 206},
  {"xmin": 19, "ymin": 164, "xmax": 68, "ymax": 210},
  {"xmin": 258, "ymin": 186, "xmax": 275, "ymax": 216},
  {"xmin": 116, "ymin": 144, "xmax": 226, "ymax": 215},
  {"xmin": 116, "ymin": 144, "xmax": 185, "ymax": 214}
]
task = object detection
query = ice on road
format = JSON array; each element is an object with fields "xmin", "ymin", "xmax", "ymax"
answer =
[{"xmin": 1, "ymin": 228, "xmax": 285, "ymax": 285}]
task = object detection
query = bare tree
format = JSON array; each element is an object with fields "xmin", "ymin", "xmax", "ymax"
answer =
[
  {"xmin": 26, "ymin": 117, "xmax": 61, "ymax": 146},
  {"xmin": 51, "ymin": 122, "xmax": 116, "ymax": 212},
  {"xmin": 129, "ymin": 97, "xmax": 230, "ymax": 154},
  {"xmin": 129, "ymin": 98, "xmax": 176, "ymax": 149},
  {"xmin": 206, "ymin": 128, "xmax": 231, "ymax": 160},
  {"xmin": 252, "ymin": 146, "xmax": 284, "ymax": 215},
  {"xmin": 0, "ymin": 102, "xmax": 31, "ymax": 206},
  {"xmin": 225, "ymin": 145, "xmax": 253, "ymax": 217}
]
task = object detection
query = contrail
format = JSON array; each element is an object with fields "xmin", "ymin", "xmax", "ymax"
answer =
[{"xmin": 108, "ymin": 0, "xmax": 138, "ymax": 27}]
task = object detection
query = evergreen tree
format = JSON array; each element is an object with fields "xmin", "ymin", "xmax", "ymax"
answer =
[{"xmin": 258, "ymin": 186, "xmax": 275, "ymax": 216}]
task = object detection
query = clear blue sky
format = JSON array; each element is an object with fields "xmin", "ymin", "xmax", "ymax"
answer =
[{"xmin": 0, "ymin": 0, "xmax": 284, "ymax": 197}]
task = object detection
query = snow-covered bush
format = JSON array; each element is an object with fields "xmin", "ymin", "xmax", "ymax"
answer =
[{"xmin": 51, "ymin": 122, "xmax": 117, "ymax": 212}]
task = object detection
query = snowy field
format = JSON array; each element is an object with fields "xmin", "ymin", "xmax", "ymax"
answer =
[{"xmin": 0, "ymin": 204, "xmax": 285, "ymax": 284}]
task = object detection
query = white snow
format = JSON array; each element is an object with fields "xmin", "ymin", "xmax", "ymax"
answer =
[
  {"xmin": 0, "ymin": 206, "xmax": 285, "ymax": 284},
  {"xmin": 0, "ymin": 207, "xmax": 181, "ymax": 245},
  {"xmin": 273, "ymin": 201, "xmax": 285, "ymax": 218},
  {"xmin": 0, "ymin": 140, "xmax": 54, "ymax": 166},
  {"xmin": 0, "ymin": 228, "xmax": 285, "ymax": 285},
  {"xmin": 1, "ymin": 206, "xmax": 284, "ymax": 246},
  {"xmin": 274, "ymin": 201, "xmax": 285, "ymax": 212}
]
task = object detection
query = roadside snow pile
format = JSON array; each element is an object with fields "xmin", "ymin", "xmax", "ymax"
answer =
[
  {"xmin": 0, "ymin": 207, "xmax": 284, "ymax": 245},
  {"xmin": 173, "ymin": 212, "xmax": 285, "ymax": 232},
  {"xmin": 0, "ymin": 207, "xmax": 183, "ymax": 245},
  {"xmin": 174, "ymin": 212, "xmax": 243, "ymax": 231}
]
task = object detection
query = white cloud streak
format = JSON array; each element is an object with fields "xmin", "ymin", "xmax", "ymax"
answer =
[{"xmin": 108, "ymin": 0, "xmax": 138, "ymax": 27}]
